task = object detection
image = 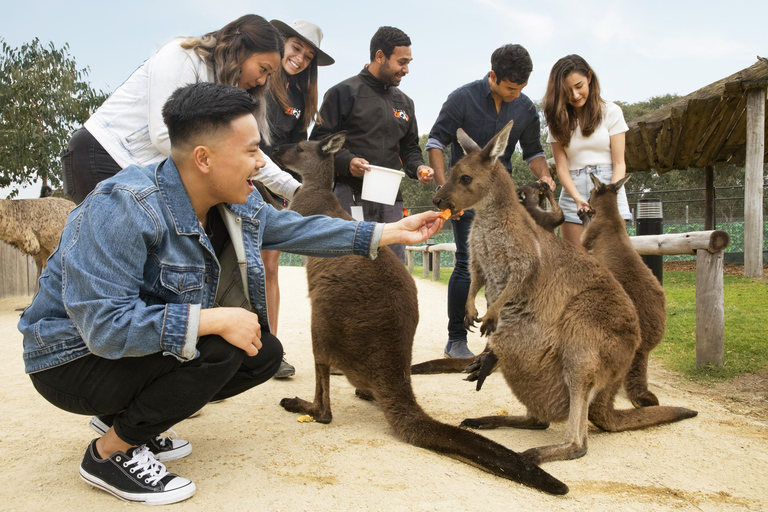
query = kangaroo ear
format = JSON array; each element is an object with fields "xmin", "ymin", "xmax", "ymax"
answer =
[
  {"xmin": 482, "ymin": 120, "xmax": 514, "ymax": 161},
  {"xmin": 456, "ymin": 128, "xmax": 480, "ymax": 155},
  {"xmin": 589, "ymin": 172, "xmax": 604, "ymax": 191},
  {"xmin": 612, "ymin": 174, "xmax": 631, "ymax": 191},
  {"xmin": 321, "ymin": 131, "xmax": 346, "ymax": 154},
  {"xmin": 516, "ymin": 188, "xmax": 526, "ymax": 202}
]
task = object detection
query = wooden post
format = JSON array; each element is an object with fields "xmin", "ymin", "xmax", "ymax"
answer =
[
  {"xmin": 704, "ymin": 165, "xmax": 715, "ymax": 231},
  {"xmin": 696, "ymin": 248, "xmax": 725, "ymax": 367},
  {"xmin": 432, "ymin": 250, "xmax": 441, "ymax": 281},
  {"xmin": 744, "ymin": 87, "xmax": 765, "ymax": 278},
  {"xmin": 406, "ymin": 249, "xmax": 414, "ymax": 274}
]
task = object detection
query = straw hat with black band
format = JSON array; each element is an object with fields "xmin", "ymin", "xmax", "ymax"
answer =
[{"xmin": 270, "ymin": 19, "xmax": 335, "ymax": 66}]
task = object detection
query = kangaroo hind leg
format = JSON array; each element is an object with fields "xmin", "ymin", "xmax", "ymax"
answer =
[{"xmin": 280, "ymin": 362, "xmax": 333, "ymax": 423}]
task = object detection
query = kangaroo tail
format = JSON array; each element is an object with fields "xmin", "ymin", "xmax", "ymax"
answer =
[
  {"xmin": 380, "ymin": 398, "xmax": 568, "ymax": 495},
  {"xmin": 410, "ymin": 358, "xmax": 473, "ymax": 374}
]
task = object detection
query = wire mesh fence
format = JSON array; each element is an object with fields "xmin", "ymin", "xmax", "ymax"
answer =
[{"xmin": 279, "ymin": 186, "xmax": 767, "ymax": 266}]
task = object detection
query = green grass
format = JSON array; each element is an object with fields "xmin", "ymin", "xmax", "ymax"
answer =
[{"xmin": 411, "ymin": 267, "xmax": 768, "ymax": 382}]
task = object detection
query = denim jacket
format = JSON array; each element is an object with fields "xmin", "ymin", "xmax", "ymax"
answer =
[{"xmin": 20, "ymin": 158, "xmax": 378, "ymax": 374}]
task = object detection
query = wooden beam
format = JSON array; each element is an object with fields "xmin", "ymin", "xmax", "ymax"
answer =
[
  {"xmin": 744, "ymin": 87, "xmax": 766, "ymax": 278},
  {"xmin": 696, "ymin": 248, "xmax": 725, "ymax": 367},
  {"xmin": 705, "ymin": 166, "xmax": 715, "ymax": 230},
  {"xmin": 630, "ymin": 230, "xmax": 730, "ymax": 256}
]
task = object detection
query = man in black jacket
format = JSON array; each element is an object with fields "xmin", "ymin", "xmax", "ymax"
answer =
[{"xmin": 310, "ymin": 26, "xmax": 433, "ymax": 262}]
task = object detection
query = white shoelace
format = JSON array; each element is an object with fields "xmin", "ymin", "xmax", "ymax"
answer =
[
  {"xmin": 155, "ymin": 428, "xmax": 179, "ymax": 448},
  {"xmin": 125, "ymin": 445, "xmax": 169, "ymax": 486}
]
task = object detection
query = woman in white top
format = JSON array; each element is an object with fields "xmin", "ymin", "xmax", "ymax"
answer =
[
  {"xmin": 543, "ymin": 54, "xmax": 632, "ymax": 248},
  {"xmin": 62, "ymin": 14, "xmax": 300, "ymax": 204}
]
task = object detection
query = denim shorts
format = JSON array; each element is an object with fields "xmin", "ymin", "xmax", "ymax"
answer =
[{"xmin": 559, "ymin": 164, "xmax": 632, "ymax": 224}]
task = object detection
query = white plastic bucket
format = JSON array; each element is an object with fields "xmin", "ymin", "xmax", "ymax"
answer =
[{"xmin": 360, "ymin": 165, "xmax": 405, "ymax": 205}]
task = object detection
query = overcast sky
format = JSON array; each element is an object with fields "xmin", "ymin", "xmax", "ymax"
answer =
[{"xmin": 2, "ymin": 0, "xmax": 766, "ymax": 198}]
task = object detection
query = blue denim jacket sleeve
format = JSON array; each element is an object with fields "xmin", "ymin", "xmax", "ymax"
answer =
[
  {"xmin": 258, "ymin": 205, "xmax": 377, "ymax": 257},
  {"xmin": 61, "ymin": 187, "xmax": 197, "ymax": 361}
]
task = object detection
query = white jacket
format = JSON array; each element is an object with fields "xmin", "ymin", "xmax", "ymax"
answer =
[{"xmin": 84, "ymin": 39, "xmax": 300, "ymax": 199}]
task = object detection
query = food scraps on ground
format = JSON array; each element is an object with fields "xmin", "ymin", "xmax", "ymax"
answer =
[{"xmin": 297, "ymin": 415, "xmax": 316, "ymax": 423}]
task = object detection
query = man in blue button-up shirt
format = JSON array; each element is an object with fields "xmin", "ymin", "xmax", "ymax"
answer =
[
  {"xmin": 426, "ymin": 44, "xmax": 555, "ymax": 359},
  {"xmin": 19, "ymin": 82, "xmax": 443, "ymax": 505}
]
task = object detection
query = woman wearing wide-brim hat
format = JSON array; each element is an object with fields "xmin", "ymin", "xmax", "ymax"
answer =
[{"xmin": 261, "ymin": 19, "xmax": 335, "ymax": 378}]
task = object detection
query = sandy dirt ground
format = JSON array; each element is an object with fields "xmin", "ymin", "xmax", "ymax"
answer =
[{"xmin": 2, "ymin": 266, "xmax": 767, "ymax": 511}]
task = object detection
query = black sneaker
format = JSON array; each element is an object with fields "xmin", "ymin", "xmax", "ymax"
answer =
[
  {"xmin": 79, "ymin": 439, "xmax": 195, "ymax": 505},
  {"xmin": 273, "ymin": 355, "xmax": 296, "ymax": 379},
  {"xmin": 89, "ymin": 417, "xmax": 192, "ymax": 462}
]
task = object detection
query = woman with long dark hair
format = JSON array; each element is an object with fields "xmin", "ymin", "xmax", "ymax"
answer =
[
  {"xmin": 62, "ymin": 14, "xmax": 301, "ymax": 205},
  {"xmin": 543, "ymin": 54, "xmax": 632, "ymax": 248}
]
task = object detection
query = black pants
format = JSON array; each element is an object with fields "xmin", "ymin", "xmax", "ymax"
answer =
[
  {"xmin": 61, "ymin": 127, "xmax": 122, "ymax": 204},
  {"xmin": 30, "ymin": 334, "xmax": 282, "ymax": 446}
]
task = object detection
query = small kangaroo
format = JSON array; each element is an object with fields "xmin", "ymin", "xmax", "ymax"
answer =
[
  {"xmin": 581, "ymin": 173, "xmax": 666, "ymax": 408},
  {"xmin": 432, "ymin": 121, "xmax": 697, "ymax": 465},
  {"xmin": 272, "ymin": 133, "xmax": 568, "ymax": 495},
  {"xmin": 410, "ymin": 182, "xmax": 563, "ymax": 377},
  {"xmin": 516, "ymin": 181, "xmax": 565, "ymax": 234}
]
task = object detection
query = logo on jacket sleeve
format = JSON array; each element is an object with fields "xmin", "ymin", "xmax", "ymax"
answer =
[
  {"xmin": 393, "ymin": 109, "xmax": 410, "ymax": 121},
  {"xmin": 285, "ymin": 107, "xmax": 302, "ymax": 119}
]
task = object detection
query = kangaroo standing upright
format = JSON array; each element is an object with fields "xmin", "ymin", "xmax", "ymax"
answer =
[
  {"xmin": 410, "ymin": 181, "xmax": 563, "ymax": 377},
  {"xmin": 272, "ymin": 133, "xmax": 568, "ymax": 495},
  {"xmin": 581, "ymin": 174, "xmax": 667, "ymax": 407},
  {"xmin": 432, "ymin": 121, "xmax": 697, "ymax": 465}
]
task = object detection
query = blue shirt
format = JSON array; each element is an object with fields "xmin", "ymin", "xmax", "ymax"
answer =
[
  {"xmin": 19, "ymin": 157, "xmax": 379, "ymax": 373},
  {"xmin": 426, "ymin": 73, "xmax": 544, "ymax": 172}
]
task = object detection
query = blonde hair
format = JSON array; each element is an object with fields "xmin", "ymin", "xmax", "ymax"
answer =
[{"xmin": 181, "ymin": 14, "xmax": 284, "ymax": 145}]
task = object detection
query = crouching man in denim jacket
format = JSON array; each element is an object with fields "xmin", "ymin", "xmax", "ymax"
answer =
[{"xmin": 18, "ymin": 82, "xmax": 444, "ymax": 506}]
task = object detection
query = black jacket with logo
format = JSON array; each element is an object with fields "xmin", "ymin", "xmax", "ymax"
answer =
[{"xmin": 310, "ymin": 67, "xmax": 424, "ymax": 194}]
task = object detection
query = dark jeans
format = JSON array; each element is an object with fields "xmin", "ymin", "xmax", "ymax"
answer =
[
  {"xmin": 333, "ymin": 181, "xmax": 405, "ymax": 263},
  {"xmin": 30, "ymin": 334, "xmax": 283, "ymax": 446},
  {"xmin": 447, "ymin": 209, "xmax": 475, "ymax": 342},
  {"xmin": 61, "ymin": 127, "xmax": 122, "ymax": 204}
]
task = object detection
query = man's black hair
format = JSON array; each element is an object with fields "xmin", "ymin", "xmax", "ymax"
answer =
[
  {"xmin": 369, "ymin": 26, "xmax": 411, "ymax": 61},
  {"xmin": 162, "ymin": 82, "xmax": 259, "ymax": 147},
  {"xmin": 491, "ymin": 44, "xmax": 533, "ymax": 85}
]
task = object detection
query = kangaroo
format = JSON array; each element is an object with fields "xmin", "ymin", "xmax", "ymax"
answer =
[
  {"xmin": 271, "ymin": 133, "xmax": 568, "ymax": 495},
  {"xmin": 581, "ymin": 174, "xmax": 666, "ymax": 408},
  {"xmin": 410, "ymin": 182, "xmax": 563, "ymax": 378},
  {"xmin": 432, "ymin": 121, "xmax": 697, "ymax": 465},
  {"xmin": 516, "ymin": 182, "xmax": 565, "ymax": 234}
]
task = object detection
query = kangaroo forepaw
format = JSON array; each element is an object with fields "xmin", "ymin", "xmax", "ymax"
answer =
[
  {"xmin": 463, "ymin": 315, "xmax": 478, "ymax": 332},
  {"xmin": 479, "ymin": 315, "xmax": 498, "ymax": 337}
]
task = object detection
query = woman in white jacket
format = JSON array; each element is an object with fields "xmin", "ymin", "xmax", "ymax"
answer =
[{"xmin": 62, "ymin": 14, "xmax": 301, "ymax": 204}]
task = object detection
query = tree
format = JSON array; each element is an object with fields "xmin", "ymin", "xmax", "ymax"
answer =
[{"xmin": 0, "ymin": 38, "xmax": 107, "ymax": 197}]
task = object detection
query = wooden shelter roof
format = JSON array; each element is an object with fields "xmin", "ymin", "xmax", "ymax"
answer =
[{"xmin": 625, "ymin": 57, "xmax": 768, "ymax": 174}]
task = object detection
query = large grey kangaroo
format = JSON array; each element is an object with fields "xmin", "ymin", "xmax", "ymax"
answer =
[
  {"xmin": 271, "ymin": 133, "xmax": 568, "ymax": 495},
  {"xmin": 581, "ymin": 173, "xmax": 667, "ymax": 408},
  {"xmin": 432, "ymin": 121, "xmax": 697, "ymax": 465},
  {"xmin": 410, "ymin": 181, "xmax": 564, "ymax": 377}
]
